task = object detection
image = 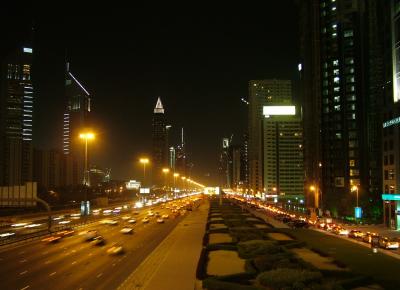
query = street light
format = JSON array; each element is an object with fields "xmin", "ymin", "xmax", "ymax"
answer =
[
  {"xmin": 181, "ymin": 176, "xmax": 186, "ymax": 192},
  {"xmin": 139, "ymin": 158, "xmax": 149, "ymax": 187},
  {"xmin": 162, "ymin": 168, "xmax": 170, "ymax": 190},
  {"xmin": 173, "ymin": 173, "xmax": 179, "ymax": 195},
  {"xmin": 79, "ymin": 131, "xmax": 95, "ymax": 216},
  {"xmin": 351, "ymin": 185, "xmax": 359, "ymax": 208}
]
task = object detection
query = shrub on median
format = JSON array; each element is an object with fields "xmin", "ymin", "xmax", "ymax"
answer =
[
  {"xmin": 256, "ymin": 268, "xmax": 322, "ymax": 289},
  {"xmin": 237, "ymin": 240, "xmax": 280, "ymax": 259}
]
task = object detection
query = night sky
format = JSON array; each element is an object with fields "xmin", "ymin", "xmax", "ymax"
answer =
[{"xmin": 1, "ymin": 3, "xmax": 298, "ymax": 184}]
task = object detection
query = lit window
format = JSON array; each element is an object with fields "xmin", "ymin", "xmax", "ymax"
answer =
[
  {"xmin": 334, "ymin": 76, "xmax": 340, "ymax": 84},
  {"xmin": 349, "ymin": 160, "xmax": 355, "ymax": 167},
  {"xmin": 333, "ymin": 59, "xmax": 339, "ymax": 66},
  {"xmin": 335, "ymin": 132, "xmax": 342, "ymax": 139},
  {"xmin": 333, "ymin": 69, "xmax": 339, "ymax": 75},
  {"xmin": 334, "ymin": 105, "xmax": 341, "ymax": 111},
  {"xmin": 344, "ymin": 30, "xmax": 353, "ymax": 37},
  {"xmin": 332, "ymin": 6, "xmax": 336, "ymax": 11}
]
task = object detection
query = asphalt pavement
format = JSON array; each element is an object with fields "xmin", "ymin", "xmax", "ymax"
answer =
[{"xmin": 0, "ymin": 201, "xmax": 189, "ymax": 290}]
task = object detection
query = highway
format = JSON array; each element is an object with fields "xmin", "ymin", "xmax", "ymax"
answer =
[{"xmin": 0, "ymin": 199, "xmax": 194, "ymax": 290}]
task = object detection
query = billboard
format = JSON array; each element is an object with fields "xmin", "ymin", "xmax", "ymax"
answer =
[
  {"xmin": 140, "ymin": 187, "xmax": 150, "ymax": 194},
  {"xmin": 263, "ymin": 106, "xmax": 296, "ymax": 116}
]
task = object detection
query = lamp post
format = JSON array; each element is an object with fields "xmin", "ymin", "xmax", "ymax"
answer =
[
  {"xmin": 139, "ymin": 158, "xmax": 149, "ymax": 187},
  {"xmin": 181, "ymin": 176, "xmax": 186, "ymax": 193},
  {"xmin": 162, "ymin": 168, "xmax": 170, "ymax": 190},
  {"xmin": 351, "ymin": 185, "xmax": 360, "ymax": 222},
  {"xmin": 173, "ymin": 173, "xmax": 179, "ymax": 197},
  {"xmin": 79, "ymin": 131, "xmax": 95, "ymax": 216},
  {"xmin": 351, "ymin": 185, "xmax": 359, "ymax": 208}
]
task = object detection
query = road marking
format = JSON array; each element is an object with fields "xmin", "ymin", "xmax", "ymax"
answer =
[
  {"xmin": 49, "ymin": 272, "xmax": 56, "ymax": 276},
  {"xmin": 44, "ymin": 260, "xmax": 51, "ymax": 264},
  {"xmin": 96, "ymin": 273, "xmax": 103, "ymax": 278},
  {"xmin": 19, "ymin": 251, "xmax": 25, "ymax": 255},
  {"xmin": 20, "ymin": 259, "xmax": 27, "ymax": 263},
  {"xmin": 20, "ymin": 270, "xmax": 28, "ymax": 275},
  {"xmin": 20, "ymin": 286, "xmax": 30, "ymax": 290},
  {"xmin": 72, "ymin": 261, "xmax": 77, "ymax": 265}
]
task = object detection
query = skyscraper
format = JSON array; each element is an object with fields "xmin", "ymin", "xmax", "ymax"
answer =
[
  {"xmin": 263, "ymin": 105, "xmax": 303, "ymax": 197},
  {"xmin": 63, "ymin": 63, "xmax": 91, "ymax": 186},
  {"xmin": 248, "ymin": 79, "xmax": 292, "ymax": 192},
  {"xmin": 175, "ymin": 127, "xmax": 187, "ymax": 176},
  {"xmin": 299, "ymin": 0, "xmax": 386, "ymax": 217},
  {"xmin": 152, "ymin": 97, "xmax": 167, "ymax": 185},
  {"xmin": 0, "ymin": 45, "xmax": 34, "ymax": 186}
]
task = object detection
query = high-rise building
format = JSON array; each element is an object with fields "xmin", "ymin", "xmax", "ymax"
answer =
[
  {"xmin": 298, "ymin": 0, "xmax": 386, "ymax": 217},
  {"xmin": 152, "ymin": 97, "xmax": 167, "ymax": 185},
  {"xmin": 382, "ymin": 0, "xmax": 400, "ymax": 229},
  {"xmin": 169, "ymin": 146, "xmax": 176, "ymax": 171},
  {"xmin": 240, "ymin": 134, "xmax": 249, "ymax": 188},
  {"xmin": 175, "ymin": 127, "xmax": 187, "ymax": 176},
  {"xmin": 248, "ymin": 79, "xmax": 292, "ymax": 192},
  {"xmin": 0, "ymin": 45, "xmax": 34, "ymax": 186},
  {"xmin": 297, "ymin": 0, "xmax": 322, "ymax": 208},
  {"xmin": 63, "ymin": 63, "xmax": 91, "ymax": 186},
  {"xmin": 263, "ymin": 105, "xmax": 303, "ymax": 197},
  {"xmin": 232, "ymin": 145, "xmax": 241, "ymax": 188}
]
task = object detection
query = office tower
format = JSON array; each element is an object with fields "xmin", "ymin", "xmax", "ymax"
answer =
[
  {"xmin": 63, "ymin": 63, "xmax": 91, "ymax": 186},
  {"xmin": 0, "ymin": 45, "xmax": 34, "ymax": 186},
  {"xmin": 248, "ymin": 79, "xmax": 292, "ymax": 192},
  {"xmin": 232, "ymin": 145, "xmax": 241, "ymax": 188},
  {"xmin": 169, "ymin": 146, "xmax": 176, "ymax": 171},
  {"xmin": 33, "ymin": 149, "xmax": 62, "ymax": 190},
  {"xmin": 219, "ymin": 138, "xmax": 231, "ymax": 188},
  {"xmin": 297, "ymin": 0, "xmax": 321, "ymax": 208},
  {"xmin": 175, "ymin": 128, "xmax": 186, "ymax": 176},
  {"xmin": 298, "ymin": 0, "xmax": 386, "ymax": 216},
  {"xmin": 263, "ymin": 105, "xmax": 303, "ymax": 197},
  {"xmin": 152, "ymin": 97, "xmax": 167, "ymax": 185},
  {"xmin": 240, "ymin": 134, "xmax": 249, "ymax": 188},
  {"xmin": 382, "ymin": 0, "xmax": 400, "ymax": 229}
]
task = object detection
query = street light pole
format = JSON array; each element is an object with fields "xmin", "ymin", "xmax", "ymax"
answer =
[{"xmin": 79, "ymin": 132, "xmax": 95, "ymax": 217}]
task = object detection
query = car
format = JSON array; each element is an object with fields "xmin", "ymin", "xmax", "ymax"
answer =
[
  {"xmin": 108, "ymin": 220, "xmax": 118, "ymax": 225},
  {"xmin": 155, "ymin": 213, "xmax": 161, "ymax": 217},
  {"xmin": 58, "ymin": 229, "xmax": 75, "ymax": 237},
  {"xmin": 156, "ymin": 218, "xmax": 164, "ymax": 224},
  {"xmin": 133, "ymin": 211, "xmax": 140, "ymax": 215},
  {"xmin": 84, "ymin": 230, "xmax": 99, "ymax": 241},
  {"xmin": 348, "ymin": 230, "xmax": 364, "ymax": 239},
  {"xmin": 147, "ymin": 212, "xmax": 155, "ymax": 217},
  {"xmin": 363, "ymin": 232, "xmax": 379, "ymax": 244},
  {"xmin": 107, "ymin": 243, "xmax": 124, "ymax": 255},
  {"xmin": 120, "ymin": 227, "xmax": 134, "ymax": 234},
  {"xmin": 91, "ymin": 235, "xmax": 105, "ymax": 246},
  {"xmin": 291, "ymin": 220, "xmax": 309, "ymax": 228},
  {"xmin": 142, "ymin": 218, "xmax": 150, "ymax": 223},
  {"xmin": 162, "ymin": 214, "xmax": 169, "ymax": 219},
  {"xmin": 127, "ymin": 219, "xmax": 136, "ymax": 224},
  {"xmin": 42, "ymin": 235, "xmax": 62, "ymax": 243},
  {"xmin": 332, "ymin": 227, "xmax": 349, "ymax": 236},
  {"xmin": 378, "ymin": 237, "xmax": 399, "ymax": 249},
  {"xmin": 121, "ymin": 215, "xmax": 131, "ymax": 220}
]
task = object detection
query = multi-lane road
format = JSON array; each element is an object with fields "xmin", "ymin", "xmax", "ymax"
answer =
[{"xmin": 0, "ymin": 200, "xmax": 194, "ymax": 290}]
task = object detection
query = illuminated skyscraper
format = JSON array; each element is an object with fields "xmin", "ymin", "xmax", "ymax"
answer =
[
  {"xmin": 0, "ymin": 45, "xmax": 34, "ymax": 185},
  {"xmin": 175, "ymin": 128, "xmax": 187, "ymax": 176},
  {"xmin": 248, "ymin": 79, "xmax": 292, "ymax": 192},
  {"xmin": 263, "ymin": 105, "xmax": 303, "ymax": 197},
  {"xmin": 298, "ymin": 0, "xmax": 386, "ymax": 216},
  {"xmin": 62, "ymin": 63, "xmax": 91, "ymax": 186},
  {"xmin": 152, "ymin": 97, "xmax": 167, "ymax": 185}
]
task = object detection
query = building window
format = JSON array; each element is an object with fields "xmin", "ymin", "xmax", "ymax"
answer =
[
  {"xmin": 334, "ymin": 96, "xmax": 340, "ymax": 102},
  {"xmin": 385, "ymin": 170, "xmax": 389, "ymax": 180},
  {"xmin": 344, "ymin": 30, "xmax": 354, "ymax": 37},
  {"xmin": 384, "ymin": 141, "xmax": 388, "ymax": 151},
  {"xmin": 384, "ymin": 155, "xmax": 388, "ymax": 165},
  {"xmin": 389, "ymin": 169, "xmax": 395, "ymax": 180},
  {"xmin": 334, "ymin": 105, "xmax": 341, "ymax": 111},
  {"xmin": 347, "ymin": 94, "xmax": 356, "ymax": 101},
  {"xmin": 349, "ymin": 160, "xmax": 355, "ymax": 167},
  {"xmin": 390, "ymin": 154, "xmax": 394, "ymax": 165},
  {"xmin": 390, "ymin": 140, "xmax": 394, "ymax": 150}
]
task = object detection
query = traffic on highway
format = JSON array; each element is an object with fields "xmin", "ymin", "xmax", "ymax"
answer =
[{"xmin": 0, "ymin": 195, "xmax": 202, "ymax": 290}]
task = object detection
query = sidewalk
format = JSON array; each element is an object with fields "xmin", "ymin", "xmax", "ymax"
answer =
[{"xmin": 118, "ymin": 200, "xmax": 209, "ymax": 290}]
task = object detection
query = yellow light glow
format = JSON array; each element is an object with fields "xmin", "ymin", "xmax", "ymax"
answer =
[
  {"xmin": 351, "ymin": 185, "xmax": 358, "ymax": 192},
  {"xmin": 174, "ymin": 173, "xmax": 179, "ymax": 177},
  {"xmin": 181, "ymin": 176, "xmax": 186, "ymax": 180},
  {"xmin": 79, "ymin": 132, "xmax": 95, "ymax": 140},
  {"xmin": 309, "ymin": 185, "xmax": 316, "ymax": 191},
  {"xmin": 162, "ymin": 168, "xmax": 170, "ymax": 173},
  {"xmin": 139, "ymin": 158, "xmax": 149, "ymax": 164}
]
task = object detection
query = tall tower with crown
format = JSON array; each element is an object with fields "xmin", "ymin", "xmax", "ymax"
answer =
[{"xmin": 152, "ymin": 97, "xmax": 167, "ymax": 186}]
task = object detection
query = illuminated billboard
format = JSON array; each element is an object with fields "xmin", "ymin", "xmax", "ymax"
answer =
[
  {"xmin": 263, "ymin": 106, "xmax": 296, "ymax": 116},
  {"xmin": 140, "ymin": 188, "xmax": 150, "ymax": 194}
]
